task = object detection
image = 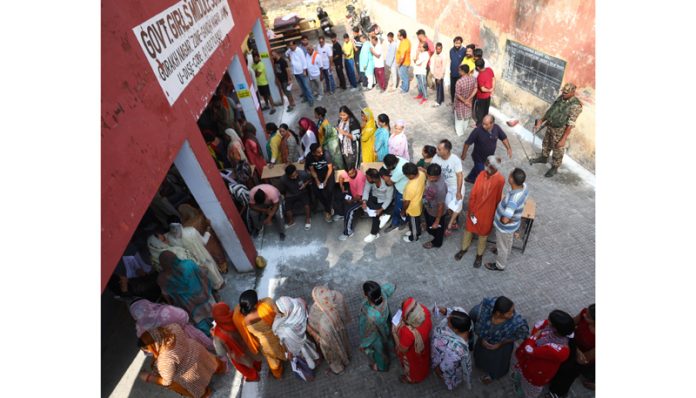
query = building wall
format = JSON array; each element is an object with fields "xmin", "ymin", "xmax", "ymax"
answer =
[
  {"xmin": 371, "ymin": 0, "xmax": 595, "ymax": 170},
  {"xmin": 102, "ymin": 0, "xmax": 262, "ymax": 290}
]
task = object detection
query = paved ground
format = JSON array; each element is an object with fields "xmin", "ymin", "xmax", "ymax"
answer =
[{"xmin": 106, "ymin": 58, "xmax": 595, "ymax": 398}]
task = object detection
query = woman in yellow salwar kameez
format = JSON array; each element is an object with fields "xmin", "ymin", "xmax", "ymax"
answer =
[{"xmin": 360, "ymin": 108, "xmax": 377, "ymax": 163}]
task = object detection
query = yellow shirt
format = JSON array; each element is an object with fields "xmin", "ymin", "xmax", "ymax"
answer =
[
  {"xmin": 342, "ymin": 41, "xmax": 355, "ymax": 60},
  {"xmin": 396, "ymin": 38, "xmax": 411, "ymax": 66},
  {"xmin": 460, "ymin": 56, "xmax": 475, "ymax": 74},
  {"xmin": 403, "ymin": 171, "xmax": 426, "ymax": 216},
  {"xmin": 269, "ymin": 132, "xmax": 282, "ymax": 162}
]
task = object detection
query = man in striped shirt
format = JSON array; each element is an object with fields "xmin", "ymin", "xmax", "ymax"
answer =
[{"xmin": 485, "ymin": 168, "xmax": 529, "ymax": 271}]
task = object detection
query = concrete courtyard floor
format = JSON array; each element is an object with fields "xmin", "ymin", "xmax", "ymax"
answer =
[{"xmin": 107, "ymin": 77, "xmax": 595, "ymax": 398}]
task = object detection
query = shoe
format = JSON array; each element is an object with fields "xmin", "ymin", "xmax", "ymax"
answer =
[
  {"xmin": 484, "ymin": 262, "xmax": 504, "ymax": 271},
  {"xmin": 364, "ymin": 233, "xmax": 380, "ymax": 243},
  {"xmin": 384, "ymin": 224, "xmax": 398, "ymax": 233},
  {"xmin": 304, "ymin": 223, "xmax": 311, "ymax": 231},
  {"xmin": 338, "ymin": 232, "xmax": 353, "ymax": 241},
  {"xmin": 285, "ymin": 222, "xmax": 296, "ymax": 229},
  {"xmin": 473, "ymin": 255, "xmax": 483, "ymax": 268},
  {"xmin": 404, "ymin": 231, "xmax": 412, "ymax": 237},
  {"xmin": 279, "ymin": 233, "xmax": 286, "ymax": 241},
  {"xmin": 544, "ymin": 167, "xmax": 558, "ymax": 178},
  {"xmin": 317, "ymin": 95, "xmax": 323, "ymax": 101},
  {"xmin": 333, "ymin": 214, "xmax": 344, "ymax": 221},
  {"xmin": 431, "ymin": 103, "xmax": 441, "ymax": 107},
  {"xmin": 350, "ymin": 87, "xmax": 358, "ymax": 92},
  {"xmin": 529, "ymin": 156, "xmax": 548, "ymax": 165},
  {"xmin": 324, "ymin": 213, "xmax": 333, "ymax": 223},
  {"xmin": 402, "ymin": 235, "xmax": 413, "ymax": 242},
  {"xmin": 286, "ymin": 106, "xmax": 295, "ymax": 112},
  {"xmin": 419, "ymin": 98, "xmax": 427, "ymax": 105},
  {"xmin": 269, "ymin": 109, "xmax": 276, "ymax": 115},
  {"xmin": 454, "ymin": 250, "xmax": 467, "ymax": 261},
  {"xmin": 413, "ymin": 94, "xmax": 423, "ymax": 100},
  {"xmin": 378, "ymin": 214, "xmax": 391, "ymax": 229}
]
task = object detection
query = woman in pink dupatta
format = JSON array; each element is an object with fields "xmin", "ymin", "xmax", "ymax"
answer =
[
  {"xmin": 307, "ymin": 286, "xmax": 352, "ymax": 374},
  {"xmin": 129, "ymin": 298, "xmax": 214, "ymax": 351},
  {"xmin": 388, "ymin": 119, "xmax": 410, "ymax": 161}
]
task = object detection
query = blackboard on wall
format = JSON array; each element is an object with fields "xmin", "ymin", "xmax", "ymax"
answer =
[{"xmin": 502, "ymin": 40, "xmax": 566, "ymax": 103}]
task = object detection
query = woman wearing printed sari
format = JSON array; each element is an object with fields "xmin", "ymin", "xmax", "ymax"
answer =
[
  {"xmin": 178, "ymin": 204, "xmax": 229, "ymax": 275},
  {"xmin": 225, "ymin": 128, "xmax": 248, "ymax": 165},
  {"xmin": 147, "ymin": 227, "xmax": 196, "ymax": 272},
  {"xmin": 393, "ymin": 297, "xmax": 432, "ymax": 384},
  {"xmin": 316, "ymin": 107, "xmax": 345, "ymax": 170},
  {"xmin": 359, "ymin": 281, "xmax": 395, "ymax": 372},
  {"xmin": 431, "ymin": 306, "xmax": 473, "ymax": 390},
  {"xmin": 307, "ymin": 285, "xmax": 351, "ymax": 374},
  {"xmin": 337, "ymin": 105, "xmax": 362, "ymax": 169},
  {"xmin": 138, "ymin": 324, "xmax": 224, "ymax": 398},
  {"xmin": 211, "ymin": 302, "xmax": 261, "ymax": 381},
  {"xmin": 129, "ymin": 298, "xmax": 214, "ymax": 351},
  {"xmin": 167, "ymin": 221, "xmax": 225, "ymax": 291},
  {"xmin": 156, "ymin": 251, "xmax": 216, "ymax": 336},
  {"xmin": 374, "ymin": 114, "xmax": 390, "ymax": 162},
  {"xmin": 273, "ymin": 296, "xmax": 321, "ymax": 380},
  {"xmin": 232, "ymin": 290, "xmax": 286, "ymax": 379},
  {"xmin": 360, "ymin": 108, "xmax": 377, "ymax": 163},
  {"xmin": 469, "ymin": 296, "xmax": 529, "ymax": 384}
]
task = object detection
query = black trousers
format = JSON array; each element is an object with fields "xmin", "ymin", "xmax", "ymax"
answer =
[
  {"xmin": 344, "ymin": 195, "xmax": 388, "ymax": 235},
  {"xmin": 311, "ymin": 178, "xmax": 334, "ymax": 213},
  {"xmin": 406, "ymin": 214, "xmax": 422, "ymax": 241},
  {"xmin": 475, "ymin": 97, "xmax": 491, "ymax": 126},
  {"xmin": 334, "ymin": 59, "xmax": 347, "ymax": 89},
  {"xmin": 435, "ymin": 78, "xmax": 444, "ymax": 105},
  {"xmin": 449, "ymin": 75, "xmax": 459, "ymax": 103},
  {"xmin": 424, "ymin": 211, "xmax": 447, "ymax": 247},
  {"xmin": 549, "ymin": 359, "xmax": 595, "ymax": 396}
]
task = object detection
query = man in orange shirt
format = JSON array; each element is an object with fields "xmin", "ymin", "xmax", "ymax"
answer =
[{"xmin": 396, "ymin": 29, "xmax": 411, "ymax": 93}]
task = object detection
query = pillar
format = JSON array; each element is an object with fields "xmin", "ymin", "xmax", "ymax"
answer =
[
  {"xmin": 174, "ymin": 140, "xmax": 254, "ymax": 272},
  {"xmin": 227, "ymin": 54, "xmax": 268, "ymax": 158},
  {"xmin": 253, "ymin": 18, "xmax": 282, "ymax": 105}
]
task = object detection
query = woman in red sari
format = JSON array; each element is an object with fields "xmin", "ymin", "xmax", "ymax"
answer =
[
  {"xmin": 392, "ymin": 297, "xmax": 433, "ymax": 383},
  {"xmin": 241, "ymin": 123, "xmax": 266, "ymax": 179},
  {"xmin": 211, "ymin": 303, "xmax": 262, "ymax": 381}
]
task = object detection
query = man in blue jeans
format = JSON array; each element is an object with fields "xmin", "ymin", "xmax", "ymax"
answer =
[
  {"xmin": 342, "ymin": 34, "xmax": 359, "ymax": 90},
  {"xmin": 382, "ymin": 154, "xmax": 409, "ymax": 232},
  {"xmin": 286, "ymin": 40, "xmax": 314, "ymax": 105},
  {"xmin": 460, "ymin": 114, "xmax": 513, "ymax": 183},
  {"xmin": 396, "ymin": 29, "xmax": 411, "ymax": 93}
]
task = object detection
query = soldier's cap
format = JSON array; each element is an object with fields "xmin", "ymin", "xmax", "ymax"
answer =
[{"xmin": 562, "ymin": 83, "xmax": 577, "ymax": 94}]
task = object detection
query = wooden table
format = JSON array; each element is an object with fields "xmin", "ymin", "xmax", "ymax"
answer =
[
  {"xmin": 260, "ymin": 162, "xmax": 304, "ymax": 180},
  {"xmin": 360, "ymin": 162, "xmax": 384, "ymax": 173}
]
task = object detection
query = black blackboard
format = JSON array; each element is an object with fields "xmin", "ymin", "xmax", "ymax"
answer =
[{"xmin": 502, "ymin": 40, "xmax": 566, "ymax": 103}]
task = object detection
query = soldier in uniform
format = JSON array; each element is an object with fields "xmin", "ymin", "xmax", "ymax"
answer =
[{"xmin": 530, "ymin": 83, "xmax": 583, "ymax": 177}]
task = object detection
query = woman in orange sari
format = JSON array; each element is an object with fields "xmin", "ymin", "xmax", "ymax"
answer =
[
  {"xmin": 392, "ymin": 297, "xmax": 433, "ymax": 384},
  {"xmin": 232, "ymin": 290, "xmax": 286, "ymax": 379},
  {"xmin": 211, "ymin": 302, "xmax": 262, "ymax": 381}
]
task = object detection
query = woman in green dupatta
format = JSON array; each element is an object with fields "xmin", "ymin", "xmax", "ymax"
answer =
[
  {"xmin": 358, "ymin": 281, "xmax": 396, "ymax": 371},
  {"xmin": 315, "ymin": 106, "xmax": 345, "ymax": 170}
]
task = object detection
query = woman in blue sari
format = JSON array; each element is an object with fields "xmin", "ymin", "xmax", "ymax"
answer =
[
  {"xmin": 469, "ymin": 296, "xmax": 529, "ymax": 384},
  {"xmin": 156, "ymin": 251, "xmax": 216, "ymax": 337},
  {"xmin": 358, "ymin": 281, "xmax": 395, "ymax": 371}
]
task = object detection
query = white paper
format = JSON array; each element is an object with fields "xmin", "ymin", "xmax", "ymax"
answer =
[
  {"xmin": 344, "ymin": 194, "xmax": 352, "ymax": 201},
  {"xmin": 392, "ymin": 309, "xmax": 402, "ymax": 326},
  {"xmin": 471, "ymin": 215, "xmax": 478, "ymax": 225},
  {"xmin": 366, "ymin": 208, "xmax": 377, "ymax": 217}
]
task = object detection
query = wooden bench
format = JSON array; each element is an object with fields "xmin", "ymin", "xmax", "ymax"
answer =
[{"xmin": 260, "ymin": 162, "xmax": 305, "ymax": 180}]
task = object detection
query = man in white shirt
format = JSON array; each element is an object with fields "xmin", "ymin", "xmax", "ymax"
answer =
[
  {"xmin": 431, "ymin": 139, "xmax": 465, "ymax": 235},
  {"xmin": 306, "ymin": 43, "xmax": 325, "ymax": 101},
  {"xmin": 385, "ymin": 32, "xmax": 399, "ymax": 91},
  {"xmin": 285, "ymin": 40, "xmax": 314, "ymax": 106},
  {"xmin": 318, "ymin": 36, "xmax": 336, "ymax": 95},
  {"xmin": 371, "ymin": 35, "xmax": 386, "ymax": 92}
]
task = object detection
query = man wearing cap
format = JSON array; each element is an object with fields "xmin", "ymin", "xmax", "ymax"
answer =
[{"xmin": 530, "ymin": 83, "xmax": 583, "ymax": 177}]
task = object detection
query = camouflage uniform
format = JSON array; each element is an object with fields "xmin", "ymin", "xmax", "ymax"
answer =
[{"xmin": 540, "ymin": 84, "xmax": 583, "ymax": 167}]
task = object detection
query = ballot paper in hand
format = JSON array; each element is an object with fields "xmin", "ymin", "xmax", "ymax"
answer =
[
  {"xmin": 344, "ymin": 194, "xmax": 352, "ymax": 201},
  {"xmin": 366, "ymin": 208, "xmax": 377, "ymax": 217},
  {"xmin": 392, "ymin": 309, "xmax": 402, "ymax": 326}
]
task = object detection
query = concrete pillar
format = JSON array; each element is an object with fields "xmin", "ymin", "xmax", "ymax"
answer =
[
  {"xmin": 227, "ymin": 54, "xmax": 268, "ymax": 158},
  {"xmin": 253, "ymin": 18, "xmax": 282, "ymax": 105},
  {"xmin": 174, "ymin": 140, "xmax": 254, "ymax": 272}
]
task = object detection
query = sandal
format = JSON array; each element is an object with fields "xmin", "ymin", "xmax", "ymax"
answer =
[
  {"xmin": 304, "ymin": 223, "xmax": 311, "ymax": 231},
  {"xmin": 484, "ymin": 262, "xmax": 504, "ymax": 271},
  {"xmin": 454, "ymin": 250, "xmax": 467, "ymax": 261},
  {"xmin": 399, "ymin": 375, "xmax": 411, "ymax": 384},
  {"xmin": 422, "ymin": 241, "xmax": 434, "ymax": 249},
  {"xmin": 479, "ymin": 375, "xmax": 493, "ymax": 385}
]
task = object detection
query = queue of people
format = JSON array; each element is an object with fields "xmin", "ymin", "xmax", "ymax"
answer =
[{"xmin": 129, "ymin": 274, "xmax": 594, "ymax": 397}]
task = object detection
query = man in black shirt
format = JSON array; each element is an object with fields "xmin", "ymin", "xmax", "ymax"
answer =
[
  {"xmin": 272, "ymin": 50, "xmax": 296, "ymax": 112},
  {"xmin": 330, "ymin": 33, "xmax": 347, "ymax": 90},
  {"xmin": 306, "ymin": 143, "xmax": 335, "ymax": 223},
  {"xmin": 278, "ymin": 164, "xmax": 312, "ymax": 230}
]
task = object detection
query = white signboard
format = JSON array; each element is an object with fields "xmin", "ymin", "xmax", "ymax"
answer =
[{"xmin": 132, "ymin": 0, "xmax": 234, "ymax": 105}]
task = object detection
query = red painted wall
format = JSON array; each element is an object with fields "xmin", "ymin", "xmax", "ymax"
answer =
[{"xmin": 102, "ymin": 0, "xmax": 262, "ymax": 291}]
